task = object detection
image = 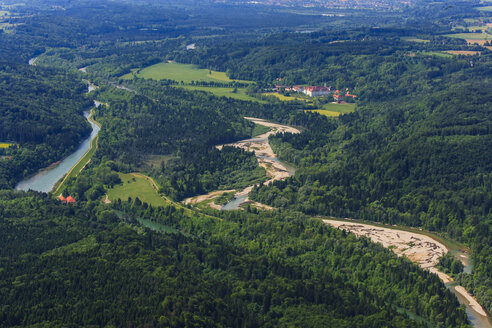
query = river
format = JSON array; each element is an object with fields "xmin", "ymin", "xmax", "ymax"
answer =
[
  {"xmin": 325, "ymin": 219, "xmax": 492, "ymax": 328},
  {"xmin": 15, "ymin": 79, "xmax": 101, "ymax": 193},
  {"xmin": 15, "ymin": 109, "xmax": 100, "ymax": 193},
  {"xmin": 219, "ymin": 118, "xmax": 300, "ymax": 210}
]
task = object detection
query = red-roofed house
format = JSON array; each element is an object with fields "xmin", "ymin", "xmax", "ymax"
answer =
[
  {"xmin": 65, "ymin": 196, "xmax": 76, "ymax": 204},
  {"xmin": 345, "ymin": 93, "xmax": 357, "ymax": 100},
  {"xmin": 333, "ymin": 90, "xmax": 344, "ymax": 102}
]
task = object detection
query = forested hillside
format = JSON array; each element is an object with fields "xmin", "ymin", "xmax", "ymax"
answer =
[
  {"xmin": 0, "ymin": 191, "xmax": 469, "ymax": 327},
  {"xmin": 0, "ymin": 0, "xmax": 490, "ymax": 326},
  {"xmin": 0, "ymin": 64, "xmax": 91, "ymax": 189}
]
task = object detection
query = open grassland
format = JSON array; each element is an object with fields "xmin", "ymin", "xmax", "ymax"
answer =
[
  {"xmin": 322, "ymin": 102, "xmax": 356, "ymax": 113},
  {"xmin": 0, "ymin": 142, "xmax": 15, "ymax": 148},
  {"xmin": 305, "ymin": 109, "xmax": 341, "ymax": 117},
  {"xmin": 445, "ymin": 32, "xmax": 491, "ymax": 45},
  {"xmin": 177, "ymin": 85, "xmax": 263, "ymax": 102},
  {"xmin": 263, "ymin": 92, "xmax": 304, "ymax": 101},
  {"xmin": 445, "ymin": 32, "xmax": 491, "ymax": 39},
  {"xmin": 401, "ymin": 37, "xmax": 430, "ymax": 43},
  {"xmin": 107, "ymin": 173, "xmax": 168, "ymax": 207},
  {"xmin": 419, "ymin": 51, "xmax": 454, "ymax": 58},
  {"xmin": 445, "ymin": 50, "xmax": 482, "ymax": 56},
  {"xmin": 123, "ymin": 62, "xmax": 251, "ymax": 84}
]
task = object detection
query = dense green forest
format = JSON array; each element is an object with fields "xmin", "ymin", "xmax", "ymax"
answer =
[
  {"xmin": 0, "ymin": 64, "xmax": 91, "ymax": 189},
  {"xmin": 0, "ymin": 191, "xmax": 469, "ymax": 327},
  {"xmin": 1, "ymin": 0, "xmax": 491, "ymax": 326}
]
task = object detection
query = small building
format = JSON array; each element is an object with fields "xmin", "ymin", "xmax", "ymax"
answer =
[
  {"xmin": 64, "ymin": 196, "xmax": 76, "ymax": 204},
  {"xmin": 59, "ymin": 195, "xmax": 66, "ymax": 202},
  {"xmin": 344, "ymin": 93, "xmax": 357, "ymax": 100},
  {"xmin": 333, "ymin": 90, "xmax": 344, "ymax": 102}
]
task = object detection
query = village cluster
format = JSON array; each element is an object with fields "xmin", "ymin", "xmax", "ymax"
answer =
[{"xmin": 274, "ymin": 84, "xmax": 357, "ymax": 102}]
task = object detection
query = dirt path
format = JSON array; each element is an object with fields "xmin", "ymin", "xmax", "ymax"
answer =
[{"xmin": 324, "ymin": 219, "xmax": 489, "ymax": 320}]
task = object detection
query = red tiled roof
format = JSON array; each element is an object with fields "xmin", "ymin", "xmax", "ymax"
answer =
[{"xmin": 66, "ymin": 196, "xmax": 76, "ymax": 203}]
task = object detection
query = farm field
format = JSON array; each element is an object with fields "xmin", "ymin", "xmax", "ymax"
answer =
[
  {"xmin": 122, "ymin": 62, "xmax": 251, "ymax": 84},
  {"xmin": 106, "ymin": 173, "xmax": 168, "ymax": 207},
  {"xmin": 445, "ymin": 50, "xmax": 482, "ymax": 56}
]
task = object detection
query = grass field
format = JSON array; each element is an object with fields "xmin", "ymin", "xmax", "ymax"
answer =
[
  {"xmin": 419, "ymin": 51, "xmax": 454, "ymax": 58},
  {"xmin": 306, "ymin": 109, "xmax": 341, "ymax": 117},
  {"xmin": 401, "ymin": 37, "xmax": 430, "ymax": 43},
  {"xmin": 177, "ymin": 85, "xmax": 262, "ymax": 102},
  {"xmin": 122, "ymin": 62, "xmax": 251, "ymax": 84},
  {"xmin": 107, "ymin": 173, "xmax": 169, "ymax": 207},
  {"xmin": 445, "ymin": 32, "xmax": 491, "ymax": 39},
  {"xmin": 263, "ymin": 93, "xmax": 303, "ymax": 101},
  {"xmin": 322, "ymin": 102, "xmax": 356, "ymax": 114},
  {"xmin": 0, "ymin": 142, "xmax": 15, "ymax": 148}
]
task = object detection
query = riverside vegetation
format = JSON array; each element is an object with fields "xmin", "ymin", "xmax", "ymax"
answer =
[{"xmin": 0, "ymin": 0, "xmax": 490, "ymax": 326}]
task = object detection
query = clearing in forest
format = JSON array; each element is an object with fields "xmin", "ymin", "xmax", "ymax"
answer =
[
  {"xmin": 445, "ymin": 50, "xmax": 482, "ymax": 56},
  {"xmin": 0, "ymin": 142, "xmax": 15, "ymax": 148},
  {"xmin": 106, "ymin": 173, "xmax": 168, "ymax": 207},
  {"xmin": 306, "ymin": 103, "xmax": 356, "ymax": 117},
  {"xmin": 444, "ymin": 32, "xmax": 491, "ymax": 45},
  {"xmin": 401, "ymin": 37, "xmax": 430, "ymax": 43},
  {"xmin": 123, "ymin": 62, "xmax": 250, "ymax": 84},
  {"xmin": 178, "ymin": 85, "xmax": 261, "ymax": 102}
]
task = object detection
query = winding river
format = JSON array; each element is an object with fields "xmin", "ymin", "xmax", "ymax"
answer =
[
  {"xmin": 219, "ymin": 118, "xmax": 299, "ymax": 210},
  {"xmin": 15, "ymin": 109, "xmax": 100, "ymax": 193},
  {"xmin": 15, "ymin": 70, "xmax": 101, "ymax": 193},
  {"xmin": 325, "ymin": 219, "xmax": 492, "ymax": 328}
]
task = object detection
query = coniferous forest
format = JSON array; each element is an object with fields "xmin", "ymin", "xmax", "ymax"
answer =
[{"xmin": 0, "ymin": 0, "xmax": 490, "ymax": 327}]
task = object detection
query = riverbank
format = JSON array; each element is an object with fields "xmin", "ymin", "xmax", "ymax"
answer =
[
  {"xmin": 324, "ymin": 218, "xmax": 490, "ymax": 327},
  {"xmin": 53, "ymin": 109, "xmax": 101, "ymax": 196},
  {"xmin": 184, "ymin": 117, "xmax": 300, "ymax": 210}
]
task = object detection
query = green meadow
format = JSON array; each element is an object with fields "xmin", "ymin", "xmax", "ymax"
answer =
[
  {"xmin": 305, "ymin": 103, "xmax": 356, "ymax": 117},
  {"xmin": 177, "ymin": 85, "xmax": 262, "ymax": 102},
  {"xmin": 444, "ymin": 32, "xmax": 491, "ymax": 40},
  {"xmin": 122, "ymin": 62, "xmax": 250, "ymax": 84},
  {"xmin": 419, "ymin": 51, "xmax": 454, "ymax": 58},
  {"xmin": 0, "ymin": 142, "xmax": 15, "ymax": 148},
  {"xmin": 107, "ymin": 173, "xmax": 168, "ymax": 207},
  {"xmin": 322, "ymin": 102, "xmax": 356, "ymax": 114},
  {"xmin": 305, "ymin": 109, "xmax": 341, "ymax": 117}
]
